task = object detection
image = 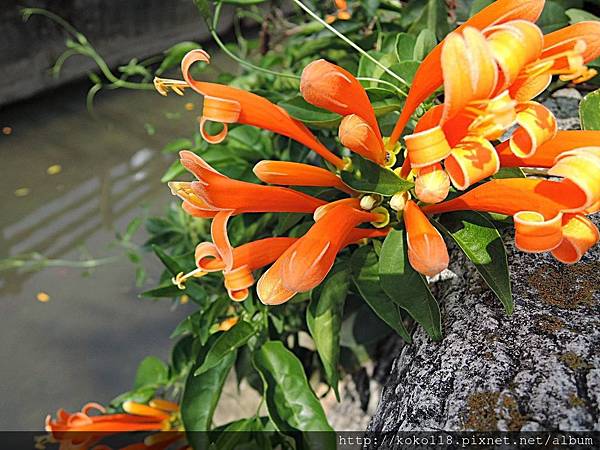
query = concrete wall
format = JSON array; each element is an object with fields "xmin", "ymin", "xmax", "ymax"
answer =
[{"xmin": 1, "ymin": 0, "xmax": 232, "ymax": 106}]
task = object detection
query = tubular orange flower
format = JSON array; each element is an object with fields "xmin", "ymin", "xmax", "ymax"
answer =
[
  {"xmin": 498, "ymin": 130, "xmax": 600, "ymax": 167},
  {"xmin": 169, "ymin": 50, "xmax": 344, "ymax": 169},
  {"xmin": 45, "ymin": 400, "xmax": 177, "ymax": 435},
  {"xmin": 258, "ymin": 203, "xmax": 385, "ymax": 304},
  {"xmin": 326, "ymin": 0, "xmax": 351, "ymax": 23},
  {"xmin": 422, "ymin": 178, "xmax": 595, "ymax": 256},
  {"xmin": 403, "ymin": 200, "xmax": 449, "ymax": 277},
  {"xmin": 171, "ymin": 151, "xmax": 326, "ymax": 215},
  {"xmin": 389, "ymin": 0, "xmax": 545, "ymax": 144},
  {"xmin": 253, "ymin": 160, "xmax": 353, "ymax": 193},
  {"xmin": 300, "ymin": 59, "xmax": 382, "ymax": 140}
]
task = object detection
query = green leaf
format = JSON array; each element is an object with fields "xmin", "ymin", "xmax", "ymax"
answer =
[
  {"xmin": 413, "ymin": 29, "xmax": 437, "ymax": 61},
  {"xmin": 156, "ymin": 42, "xmax": 201, "ymax": 76},
  {"xmin": 580, "ymin": 88, "xmax": 600, "ymax": 130},
  {"xmin": 195, "ymin": 321, "xmax": 257, "ymax": 375},
  {"xmin": 469, "ymin": 0, "xmax": 494, "ymax": 17},
  {"xmin": 220, "ymin": 0, "xmax": 266, "ymax": 4},
  {"xmin": 134, "ymin": 356, "xmax": 168, "ymax": 389},
  {"xmin": 278, "ymin": 96, "xmax": 341, "ymax": 128},
  {"xmin": 193, "ymin": 0, "xmax": 213, "ymax": 24},
  {"xmin": 161, "ymin": 138, "xmax": 193, "ymax": 154},
  {"xmin": 537, "ymin": 1, "xmax": 569, "ymax": 34},
  {"xmin": 350, "ymin": 246, "xmax": 412, "ymax": 342},
  {"xmin": 436, "ymin": 211, "xmax": 513, "ymax": 314},
  {"xmin": 341, "ymin": 154, "xmax": 414, "ymax": 196},
  {"xmin": 395, "ymin": 33, "xmax": 417, "ymax": 62},
  {"xmin": 152, "ymin": 245, "xmax": 182, "ymax": 276},
  {"xmin": 379, "ymin": 229, "xmax": 442, "ymax": 340},
  {"xmin": 565, "ymin": 8, "xmax": 599, "ymax": 23},
  {"xmin": 161, "ymin": 159, "xmax": 185, "ymax": 183},
  {"xmin": 253, "ymin": 342, "xmax": 334, "ymax": 447},
  {"xmin": 182, "ymin": 351, "xmax": 236, "ymax": 447},
  {"xmin": 306, "ymin": 264, "xmax": 350, "ymax": 400},
  {"xmin": 493, "ymin": 167, "xmax": 526, "ymax": 179}
]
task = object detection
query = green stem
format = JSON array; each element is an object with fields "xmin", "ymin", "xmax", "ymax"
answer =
[
  {"xmin": 291, "ymin": 0, "xmax": 409, "ymax": 88},
  {"xmin": 211, "ymin": 3, "xmax": 300, "ymax": 80}
]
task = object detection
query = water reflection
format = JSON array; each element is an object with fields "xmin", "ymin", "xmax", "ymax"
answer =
[{"xmin": 0, "ymin": 81, "xmax": 197, "ymax": 429}]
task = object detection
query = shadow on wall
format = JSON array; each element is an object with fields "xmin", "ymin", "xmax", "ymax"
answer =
[{"xmin": 0, "ymin": 0, "xmax": 233, "ymax": 105}]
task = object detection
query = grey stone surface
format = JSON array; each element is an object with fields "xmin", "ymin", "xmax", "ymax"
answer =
[
  {"xmin": 1, "ymin": 0, "xmax": 233, "ymax": 106},
  {"xmin": 367, "ymin": 226, "xmax": 599, "ymax": 436},
  {"xmin": 367, "ymin": 94, "xmax": 599, "ymax": 440}
]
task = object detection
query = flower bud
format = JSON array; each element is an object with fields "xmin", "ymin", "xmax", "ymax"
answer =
[
  {"xmin": 389, "ymin": 191, "xmax": 411, "ymax": 212},
  {"xmin": 414, "ymin": 164, "xmax": 450, "ymax": 204}
]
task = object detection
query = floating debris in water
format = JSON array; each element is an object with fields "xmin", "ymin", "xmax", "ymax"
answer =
[
  {"xmin": 2, "ymin": 126, "xmax": 12, "ymax": 135},
  {"xmin": 47, "ymin": 164, "xmax": 62, "ymax": 175},
  {"xmin": 36, "ymin": 292, "xmax": 50, "ymax": 303},
  {"xmin": 184, "ymin": 102, "xmax": 195, "ymax": 111},
  {"xmin": 14, "ymin": 187, "xmax": 30, "ymax": 197}
]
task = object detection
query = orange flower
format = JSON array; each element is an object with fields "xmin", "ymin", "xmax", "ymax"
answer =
[
  {"xmin": 45, "ymin": 400, "xmax": 180, "ymax": 450},
  {"xmin": 170, "ymin": 151, "xmax": 326, "ymax": 215},
  {"xmin": 253, "ymin": 160, "xmax": 353, "ymax": 193},
  {"xmin": 403, "ymin": 200, "xmax": 449, "ymax": 277},
  {"xmin": 156, "ymin": 50, "xmax": 344, "ymax": 169},
  {"xmin": 423, "ymin": 178, "xmax": 598, "ymax": 260},
  {"xmin": 389, "ymin": 0, "xmax": 546, "ymax": 144},
  {"xmin": 326, "ymin": 0, "xmax": 351, "ymax": 24},
  {"xmin": 257, "ymin": 203, "xmax": 387, "ymax": 304}
]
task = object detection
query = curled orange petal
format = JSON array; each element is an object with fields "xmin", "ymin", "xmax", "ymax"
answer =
[
  {"xmin": 551, "ymin": 214, "xmax": 599, "ymax": 264},
  {"xmin": 414, "ymin": 164, "xmax": 451, "ymax": 204},
  {"xmin": 224, "ymin": 266, "xmax": 254, "ymax": 302},
  {"xmin": 547, "ymin": 149, "xmax": 600, "ymax": 212},
  {"xmin": 338, "ymin": 114, "xmax": 387, "ymax": 165},
  {"xmin": 253, "ymin": 160, "xmax": 352, "ymax": 193},
  {"xmin": 509, "ymin": 72, "xmax": 552, "ymax": 102},
  {"xmin": 509, "ymin": 101, "xmax": 557, "ymax": 158},
  {"xmin": 484, "ymin": 20, "xmax": 544, "ymax": 92},
  {"xmin": 195, "ymin": 242, "xmax": 224, "ymax": 271},
  {"xmin": 181, "ymin": 50, "xmax": 344, "ymax": 169},
  {"xmin": 445, "ymin": 136, "xmax": 500, "ymax": 190},
  {"xmin": 513, "ymin": 211, "xmax": 563, "ymax": 253},
  {"xmin": 211, "ymin": 210, "xmax": 234, "ymax": 272},
  {"xmin": 300, "ymin": 59, "xmax": 380, "ymax": 139},
  {"xmin": 403, "ymin": 200, "xmax": 449, "ymax": 277},
  {"xmin": 404, "ymin": 126, "xmax": 452, "ymax": 169},
  {"xmin": 389, "ymin": 0, "xmax": 545, "ymax": 144}
]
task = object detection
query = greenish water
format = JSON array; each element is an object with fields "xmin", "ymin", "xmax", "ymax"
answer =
[{"xmin": 0, "ymin": 80, "xmax": 201, "ymax": 429}]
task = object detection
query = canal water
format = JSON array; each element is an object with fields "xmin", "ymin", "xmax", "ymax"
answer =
[{"xmin": 0, "ymin": 78, "xmax": 204, "ymax": 429}]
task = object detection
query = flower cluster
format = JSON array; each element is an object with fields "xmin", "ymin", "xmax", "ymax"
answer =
[{"xmin": 155, "ymin": 0, "xmax": 599, "ymax": 305}]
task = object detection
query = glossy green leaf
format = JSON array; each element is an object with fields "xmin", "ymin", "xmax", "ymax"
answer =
[
  {"xmin": 413, "ymin": 29, "xmax": 437, "ymax": 61},
  {"xmin": 278, "ymin": 96, "xmax": 341, "ymax": 128},
  {"xmin": 193, "ymin": 0, "xmax": 213, "ymax": 24},
  {"xmin": 341, "ymin": 155, "xmax": 413, "ymax": 196},
  {"xmin": 436, "ymin": 211, "xmax": 513, "ymax": 314},
  {"xmin": 195, "ymin": 321, "xmax": 257, "ymax": 375},
  {"xmin": 182, "ymin": 351, "xmax": 236, "ymax": 447},
  {"xmin": 350, "ymin": 246, "xmax": 412, "ymax": 342},
  {"xmin": 580, "ymin": 88, "xmax": 600, "ymax": 130},
  {"xmin": 379, "ymin": 229, "xmax": 442, "ymax": 341},
  {"xmin": 160, "ymin": 159, "xmax": 185, "ymax": 183},
  {"xmin": 395, "ymin": 32, "xmax": 417, "ymax": 62},
  {"xmin": 537, "ymin": 1, "xmax": 569, "ymax": 34},
  {"xmin": 306, "ymin": 264, "xmax": 350, "ymax": 400},
  {"xmin": 134, "ymin": 356, "xmax": 168, "ymax": 389},
  {"xmin": 253, "ymin": 342, "xmax": 334, "ymax": 447},
  {"xmin": 493, "ymin": 167, "xmax": 525, "ymax": 179},
  {"xmin": 566, "ymin": 8, "xmax": 599, "ymax": 23}
]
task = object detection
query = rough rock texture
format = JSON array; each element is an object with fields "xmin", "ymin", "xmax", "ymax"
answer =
[
  {"xmin": 368, "ymin": 227, "xmax": 599, "ymax": 436},
  {"xmin": 367, "ymin": 92, "xmax": 599, "ymax": 439}
]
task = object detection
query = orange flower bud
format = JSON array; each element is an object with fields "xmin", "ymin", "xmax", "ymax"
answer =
[{"xmin": 414, "ymin": 164, "xmax": 451, "ymax": 204}]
